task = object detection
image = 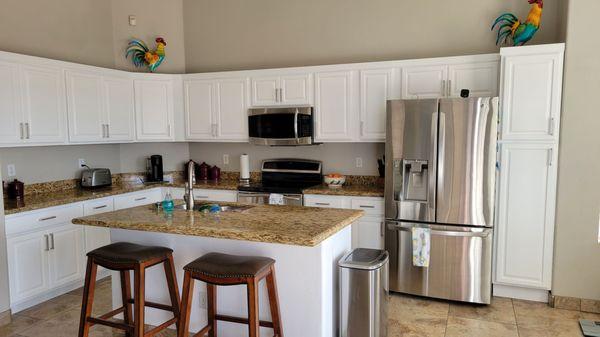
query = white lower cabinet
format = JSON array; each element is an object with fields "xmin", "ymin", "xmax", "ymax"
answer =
[
  {"xmin": 6, "ymin": 231, "xmax": 51, "ymax": 304},
  {"xmin": 47, "ymin": 224, "xmax": 85, "ymax": 288},
  {"xmin": 304, "ymin": 194, "xmax": 384, "ymax": 249},
  {"xmin": 113, "ymin": 188, "xmax": 162, "ymax": 210}
]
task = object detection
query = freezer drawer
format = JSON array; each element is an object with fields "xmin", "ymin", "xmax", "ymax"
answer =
[{"xmin": 385, "ymin": 221, "xmax": 492, "ymax": 304}]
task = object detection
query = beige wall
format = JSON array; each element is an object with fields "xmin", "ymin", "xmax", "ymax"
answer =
[
  {"xmin": 183, "ymin": 0, "xmax": 564, "ymax": 72},
  {"xmin": 552, "ymin": 0, "xmax": 600, "ymax": 300},
  {"xmin": 189, "ymin": 143, "xmax": 385, "ymax": 176},
  {"xmin": 111, "ymin": 0, "xmax": 186, "ymax": 73}
]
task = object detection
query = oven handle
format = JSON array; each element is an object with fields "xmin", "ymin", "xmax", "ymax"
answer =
[
  {"xmin": 238, "ymin": 192, "xmax": 271, "ymax": 198},
  {"xmin": 386, "ymin": 222, "xmax": 492, "ymax": 238},
  {"xmin": 283, "ymin": 195, "xmax": 302, "ymax": 201},
  {"xmin": 294, "ymin": 108, "xmax": 299, "ymax": 139}
]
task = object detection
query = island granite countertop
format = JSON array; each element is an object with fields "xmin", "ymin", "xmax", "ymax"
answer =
[{"xmin": 72, "ymin": 202, "xmax": 364, "ymax": 247}]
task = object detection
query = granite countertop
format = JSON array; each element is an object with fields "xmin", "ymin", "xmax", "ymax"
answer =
[
  {"xmin": 72, "ymin": 202, "xmax": 364, "ymax": 247},
  {"xmin": 303, "ymin": 183, "xmax": 384, "ymax": 197},
  {"xmin": 3, "ymin": 180, "xmax": 239, "ymax": 215}
]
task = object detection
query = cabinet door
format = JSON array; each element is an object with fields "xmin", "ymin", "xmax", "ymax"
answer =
[
  {"xmin": 65, "ymin": 71, "xmax": 104, "ymax": 142},
  {"xmin": 360, "ymin": 69, "xmax": 393, "ymax": 141},
  {"xmin": 21, "ymin": 65, "xmax": 66, "ymax": 143},
  {"xmin": 193, "ymin": 189, "xmax": 238, "ymax": 202},
  {"xmin": 495, "ymin": 143, "xmax": 557, "ymax": 289},
  {"xmin": 184, "ymin": 79, "xmax": 216, "ymax": 140},
  {"xmin": 314, "ymin": 71, "xmax": 356, "ymax": 142},
  {"xmin": 352, "ymin": 218, "xmax": 384, "ymax": 250},
  {"xmin": 280, "ymin": 74, "xmax": 312, "ymax": 105},
  {"xmin": 448, "ymin": 62, "xmax": 499, "ymax": 97},
  {"xmin": 104, "ymin": 77, "xmax": 135, "ymax": 141},
  {"xmin": 251, "ymin": 76, "xmax": 279, "ymax": 106},
  {"xmin": 215, "ymin": 78, "xmax": 249, "ymax": 141},
  {"xmin": 114, "ymin": 189, "xmax": 162, "ymax": 210},
  {"xmin": 135, "ymin": 79, "xmax": 174, "ymax": 141},
  {"xmin": 401, "ymin": 65, "xmax": 447, "ymax": 99},
  {"xmin": 7, "ymin": 231, "xmax": 50, "ymax": 303},
  {"xmin": 0, "ymin": 61, "xmax": 22, "ymax": 144},
  {"xmin": 48, "ymin": 224, "xmax": 85, "ymax": 288},
  {"xmin": 500, "ymin": 53, "xmax": 563, "ymax": 141}
]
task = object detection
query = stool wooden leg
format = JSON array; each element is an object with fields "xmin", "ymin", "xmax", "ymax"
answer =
[
  {"xmin": 207, "ymin": 284, "xmax": 217, "ymax": 337},
  {"xmin": 120, "ymin": 270, "xmax": 133, "ymax": 337},
  {"xmin": 78, "ymin": 258, "xmax": 98, "ymax": 337},
  {"xmin": 177, "ymin": 271, "xmax": 194, "ymax": 337},
  {"xmin": 164, "ymin": 254, "xmax": 182, "ymax": 331},
  {"xmin": 246, "ymin": 278, "xmax": 260, "ymax": 337},
  {"xmin": 133, "ymin": 264, "xmax": 146, "ymax": 337},
  {"xmin": 266, "ymin": 266, "xmax": 284, "ymax": 337}
]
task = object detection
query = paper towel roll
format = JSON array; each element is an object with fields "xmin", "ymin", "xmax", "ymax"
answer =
[{"xmin": 240, "ymin": 154, "xmax": 250, "ymax": 181}]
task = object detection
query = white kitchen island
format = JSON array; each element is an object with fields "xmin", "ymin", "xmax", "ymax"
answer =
[{"xmin": 72, "ymin": 202, "xmax": 363, "ymax": 337}]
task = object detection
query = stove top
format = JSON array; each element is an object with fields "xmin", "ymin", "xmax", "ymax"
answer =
[{"xmin": 238, "ymin": 181, "xmax": 321, "ymax": 195}]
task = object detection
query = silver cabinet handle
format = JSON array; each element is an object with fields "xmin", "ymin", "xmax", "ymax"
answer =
[
  {"xmin": 196, "ymin": 195, "xmax": 210, "ymax": 199},
  {"xmin": 93, "ymin": 205, "xmax": 108, "ymax": 210},
  {"xmin": 106, "ymin": 124, "xmax": 110, "ymax": 138},
  {"xmin": 548, "ymin": 148, "xmax": 553, "ymax": 166},
  {"xmin": 549, "ymin": 117, "xmax": 555, "ymax": 136},
  {"xmin": 25, "ymin": 123, "xmax": 30, "ymax": 139},
  {"xmin": 19, "ymin": 123, "xmax": 24, "ymax": 140},
  {"xmin": 39, "ymin": 216, "xmax": 57, "ymax": 221},
  {"xmin": 441, "ymin": 80, "xmax": 446, "ymax": 97},
  {"xmin": 280, "ymin": 88, "xmax": 284, "ymax": 102},
  {"xmin": 359, "ymin": 205, "xmax": 375, "ymax": 209},
  {"xmin": 49, "ymin": 233, "xmax": 55, "ymax": 250},
  {"xmin": 447, "ymin": 79, "xmax": 452, "ymax": 97},
  {"xmin": 283, "ymin": 195, "xmax": 302, "ymax": 201},
  {"xmin": 360, "ymin": 121, "xmax": 365, "ymax": 136},
  {"xmin": 44, "ymin": 234, "xmax": 50, "ymax": 251},
  {"xmin": 315, "ymin": 202, "xmax": 330, "ymax": 206},
  {"xmin": 380, "ymin": 221, "xmax": 385, "ymax": 237},
  {"xmin": 134, "ymin": 197, "xmax": 147, "ymax": 201},
  {"xmin": 102, "ymin": 124, "xmax": 106, "ymax": 138}
]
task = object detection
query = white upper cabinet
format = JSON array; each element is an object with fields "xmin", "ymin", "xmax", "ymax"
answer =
[
  {"xmin": 251, "ymin": 73, "xmax": 312, "ymax": 106},
  {"xmin": 134, "ymin": 78, "xmax": 174, "ymax": 141},
  {"xmin": 215, "ymin": 78, "xmax": 248, "ymax": 141},
  {"xmin": 314, "ymin": 70, "xmax": 357, "ymax": 142},
  {"xmin": 448, "ymin": 62, "xmax": 499, "ymax": 97},
  {"xmin": 360, "ymin": 68, "xmax": 395, "ymax": 141},
  {"xmin": 500, "ymin": 46, "xmax": 564, "ymax": 141},
  {"xmin": 184, "ymin": 79, "xmax": 215, "ymax": 140},
  {"xmin": 103, "ymin": 77, "xmax": 135, "ymax": 142},
  {"xmin": 21, "ymin": 65, "xmax": 67, "ymax": 144},
  {"xmin": 0, "ymin": 61, "xmax": 22, "ymax": 144},
  {"xmin": 494, "ymin": 142, "xmax": 557, "ymax": 290},
  {"xmin": 66, "ymin": 70, "xmax": 105, "ymax": 142},
  {"xmin": 184, "ymin": 77, "xmax": 249, "ymax": 142},
  {"xmin": 401, "ymin": 65, "xmax": 447, "ymax": 99}
]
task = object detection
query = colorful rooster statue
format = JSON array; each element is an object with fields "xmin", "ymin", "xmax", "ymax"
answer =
[
  {"xmin": 491, "ymin": 0, "xmax": 543, "ymax": 46},
  {"xmin": 125, "ymin": 37, "xmax": 167, "ymax": 72}
]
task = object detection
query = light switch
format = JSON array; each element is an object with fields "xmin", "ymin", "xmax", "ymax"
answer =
[
  {"xmin": 355, "ymin": 157, "xmax": 363, "ymax": 168},
  {"xmin": 7, "ymin": 164, "xmax": 16, "ymax": 177},
  {"xmin": 223, "ymin": 154, "xmax": 229, "ymax": 165}
]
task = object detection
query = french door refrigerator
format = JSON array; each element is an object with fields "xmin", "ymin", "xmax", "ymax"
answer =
[{"xmin": 384, "ymin": 97, "xmax": 498, "ymax": 304}]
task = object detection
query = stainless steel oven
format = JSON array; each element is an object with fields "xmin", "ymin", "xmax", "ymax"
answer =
[{"xmin": 248, "ymin": 107, "xmax": 314, "ymax": 146}]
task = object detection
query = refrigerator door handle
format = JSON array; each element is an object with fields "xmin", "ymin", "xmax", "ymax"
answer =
[
  {"xmin": 428, "ymin": 111, "xmax": 439, "ymax": 214},
  {"xmin": 386, "ymin": 222, "xmax": 492, "ymax": 238},
  {"xmin": 437, "ymin": 111, "xmax": 446, "ymax": 202}
]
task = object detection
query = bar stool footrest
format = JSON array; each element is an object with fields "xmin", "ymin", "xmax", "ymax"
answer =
[
  {"xmin": 145, "ymin": 317, "xmax": 178, "ymax": 337},
  {"xmin": 215, "ymin": 314, "xmax": 274, "ymax": 328},
  {"xmin": 126, "ymin": 298, "xmax": 178, "ymax": 312},
  {"xmin": 87, "ymin": 316, "xmax": 134, "ymax": 333}
]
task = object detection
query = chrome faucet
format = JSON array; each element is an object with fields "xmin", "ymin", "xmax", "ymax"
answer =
[{"xmin": 184, "ymin": 160, "xmax": 196, "ymax": 210}]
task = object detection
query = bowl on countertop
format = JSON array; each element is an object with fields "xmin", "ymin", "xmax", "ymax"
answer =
[{"xmin": 324, "ymin": 175, "xmax": 346, "ymax": 188}]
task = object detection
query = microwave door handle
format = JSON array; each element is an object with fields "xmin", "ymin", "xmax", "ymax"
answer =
[{"xmin": 294, "ymin": 108, "xmax": 299, "ymax": 139}]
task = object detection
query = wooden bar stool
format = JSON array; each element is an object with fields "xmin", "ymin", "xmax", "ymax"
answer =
[
  {"xmin": 178, "ymin": 252, "xmax": 283, "ymax": 337},
  {"xmin": 78, "ymin": 242, "xmax": 181, "ymax": 337}
]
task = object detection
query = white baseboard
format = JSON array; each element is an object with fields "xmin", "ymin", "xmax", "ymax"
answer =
[
  {"xmin": 493, "ymin": 283, "xmax": 549, "ymax": 302},
  {"xmin": 10, "ymin": 271, "xmax": 110, "ymax": 314}
]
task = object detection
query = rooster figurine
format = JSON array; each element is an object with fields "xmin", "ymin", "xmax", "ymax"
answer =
[
  {"xmin": 125, "ymin": 37, "xmax": 167, "ymax": 72},
  {"xmin": 491, "ymin": 0, "xmax": 543, "ymax": 46}
]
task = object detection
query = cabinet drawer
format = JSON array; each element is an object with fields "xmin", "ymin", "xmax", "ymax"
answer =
[
  {"xmin": 193, "ymin": 189, "xmax": 238, "ymax": 202},
  {"xmin": 304, "ymin": 195, "xmax": 347, "ymax": 209},
  {"xmin": 113, "ymin": 189, "xmax": 162, "ymax": 210},
  {"xmin": 83, "ymin": 197, "xmax": 114, "ymax": 215},
  {"xmin": 350, "ymin": 198, "xmax": 384, "ymax": 216},
  {"xmin": 6, "ymin": 203, "xmax": 84, "ymax": 237}
]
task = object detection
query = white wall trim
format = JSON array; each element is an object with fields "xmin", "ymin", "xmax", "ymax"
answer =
[{"xmin": 493, "ymin": 284, "xmax": 550, "ymax": 303}]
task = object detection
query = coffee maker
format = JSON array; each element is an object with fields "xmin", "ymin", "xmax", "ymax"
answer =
[{"xmin": 146, "ymin": 155, "xmax": 164, "ymax": 182}]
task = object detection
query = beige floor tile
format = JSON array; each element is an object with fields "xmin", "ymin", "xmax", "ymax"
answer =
[
  {"xmin": 17, "ymin": 293, "xmax": 81, "ymax": 320},
  {"xmin": 448, "ymin": 296, "xmax": 516, "ymax": 324},
  {"xmin": 582, "ymin": 312, "xmax": 600, "ymax": 320},
  {"xmin": 0, "ymin": 315, "xmax": 40, "ymax": 337},
  {"xmin": 389, "ymin": 294, "xmax": 449, "ymax": 320},
  {"xmin": 445, "ymin": 316, "xmax": 518, "ymax": 337},
  {"xmin": 517, "ymin": 320, "xmax": 584, "ymax": 337},
  {"xmin": 17, "ymin": 307, "xmax": 116, "ymax": 337},
  {"xmin": 513, "ymin": 299, "xmax": 582, "ymax": 326},
  {"xmin": 387, "ymin": 316, "xmax": 447, "ymax": 337}
]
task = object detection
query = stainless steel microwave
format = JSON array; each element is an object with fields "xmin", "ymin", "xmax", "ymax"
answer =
[{"xmin": 248, "ymin": 106, "xmax": 314, "ymax": 146}]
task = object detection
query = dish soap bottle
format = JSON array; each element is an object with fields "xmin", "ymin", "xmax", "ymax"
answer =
[{"xmin": 162, "ymin": 189, "xmax": 174, "ymax": 213}]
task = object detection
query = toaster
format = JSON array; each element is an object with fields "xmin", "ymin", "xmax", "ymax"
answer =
[{"xmin": 81, "ymin": 168, "xmax": 112, "ymax": 188}]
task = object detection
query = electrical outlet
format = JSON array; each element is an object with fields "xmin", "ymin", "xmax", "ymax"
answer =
[
  {"xmin": 78, "ymin": 159, "xmax": 87, "ymax": 168},
  {"xmin": 198, "ymin": 291, "xmax": 207, "ymax": 309},
  {"xmin": 7, "ymin": 164, "xmax": 16, "ymax": 177},
  {"xmin": 355, "ymin": 157, "xmax": 363, "ymax": 168},
  {"xmin": 128, "ymin": 15, "xmax": 137, "ymax": 26},
  {"xmin": 223, "ymin": 154, "xmax": 230, "ymax": 165}
]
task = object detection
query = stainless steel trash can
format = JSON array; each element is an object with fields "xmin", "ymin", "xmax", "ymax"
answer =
[{"xmin": 339, "ymin": 248, "xmax": 389, "ymax": 337}]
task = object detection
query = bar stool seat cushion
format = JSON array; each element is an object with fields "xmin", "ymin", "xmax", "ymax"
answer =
[
  {"xmin": 184, "ymin": 252, "xmax": 275, "ymax": 279},
  {"xmin": 87, "ymin": 242, "xmax": 173, "ymax": 265}
]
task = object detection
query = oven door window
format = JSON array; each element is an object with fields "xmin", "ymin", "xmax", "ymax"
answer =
[{"xmin": 249, "ymin": 113, "xmax": 296, "ymax": 139}]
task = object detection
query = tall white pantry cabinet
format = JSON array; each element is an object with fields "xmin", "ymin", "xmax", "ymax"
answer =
[{"xmin": 493, "ymin": 43, "xmax": 565, "ymax": 302}]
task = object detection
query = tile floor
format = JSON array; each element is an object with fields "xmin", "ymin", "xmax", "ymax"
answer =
[{"xmin": 0, "ymin": 278, "xmax": 597, "ymax": 337}]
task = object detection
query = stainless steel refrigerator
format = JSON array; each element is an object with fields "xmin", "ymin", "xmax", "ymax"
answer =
[{"xmin": 384, "ymin": 97, "xmax": 498, "ymax": 304}]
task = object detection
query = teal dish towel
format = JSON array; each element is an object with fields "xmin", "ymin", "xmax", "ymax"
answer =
[{"xmin": 412, "ymin": 227, "xmax": 431, "ymax": 267}]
